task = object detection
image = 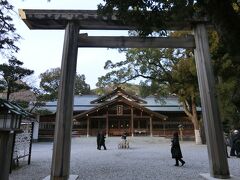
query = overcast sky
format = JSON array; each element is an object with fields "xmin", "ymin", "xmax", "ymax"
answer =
[{"xmin": 6, "ymin": 0, "xmax": 128, "ymax": 89}]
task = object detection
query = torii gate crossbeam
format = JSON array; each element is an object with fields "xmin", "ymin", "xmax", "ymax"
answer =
[{"xmin": 19, "ymin": 9, "xmax": 230, "ymax": 180}]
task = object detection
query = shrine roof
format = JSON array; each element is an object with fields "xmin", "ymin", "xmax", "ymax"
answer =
[
  {"xmin": 0, "ymin": 99, "xmax": 33, "ymax": 118},
  {"xmin": 73, "ymin": 95, "xmax": 167, "ymax": 120},
  {"xmin": 38, "ymin": 94, "xmax": 198, "ymax": 113},
  {"xmin": 90, "ymin": 87, "xmax": 147, "ymax": 104}
]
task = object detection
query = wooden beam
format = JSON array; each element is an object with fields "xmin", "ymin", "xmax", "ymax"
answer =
[
  {"xmin": 150, "ymin": 117, "xmax": 153, "ymax": 137},
  {"xmin": 106, "ymin": 110, "xmax": 109, "ymax": 137},
  {"xmin": 18, "ymin": 9, "xmax": 133, "ymax": 30},
  {"xmin": 87, "ymin": 117, "xmax": 90, "ymax": 137},
  {"xmin": 194, "ymin": 24, "xmax": 230, "ymax": 179},
  {"xmin": 19, "ymin": 9, "xmax": 210, "ymax": 30},
  {"xmin": 50, "ymin": 22, "xmax": 79, "ymax": 179},
  {"xmin": 131, "ymin": 108, "xmax": 134, "ymax": 137},
  {"xmin": 89, "ymin": 116, "xmax": 107, "ymax": 118},
  {"xmin": 78, "ymin": 35, "xmax": 195, "ymax": 48},
  {"xmin": 133, "ymin": 116, "xmax": 151, "ymax": 118}
]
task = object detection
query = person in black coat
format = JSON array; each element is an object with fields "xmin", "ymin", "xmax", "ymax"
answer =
[
  {"xmin": 99, "ymin": 132, "xmax": 107, "ymax": 150},
  {"xmin": 171, "ymin": 131, "xmax": 185, "ymax": 166},
  {"xmin": 121, "ymin": 132, "xmax": 127, "ymax": 140},
  {"xmin": 230, "ymin": 129, "xmax": 239, "ymax": 156},
  {"xmin": 234, "ymin": 130, "xmax": 240, "ymax": 157},
  {"xmin": 97, "ymin": 131, "xmax": 101, "ymax": 150}
]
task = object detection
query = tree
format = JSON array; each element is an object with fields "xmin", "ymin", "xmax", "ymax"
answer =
[
  {"xmin": 39, "ymin": 68, "xmax": 61, "ymax": 101},
  {"xmin": 209, "ymin": 31, "xmax": 240, "ymax": 130},
  {"xmin": 0, "ymin": 57, "xmax": 34, "ymax": 100},
  {"xmin": 98, "ymin": 0, "xmax": 240, "ymax": 57},
  {"xmin": 74, "ymin": 74, "xmax": 91, "ymax": 95},
  {"xmin": 97, "ymin": 43, "xmax": 204, "ymax": 144},
  {"xmin": 28, "ymin": 87, "xmax": 47, "ymax": 113},
  {"xmin": 0, "ymin": 0, "xmax": 21, "ymax": 58},
  {"xmin": 39, "ymin": 67, "xmax": 91, "ymax": 101}
]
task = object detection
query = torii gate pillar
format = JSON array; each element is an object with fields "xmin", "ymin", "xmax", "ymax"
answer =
[
  {"xmin": 194, "ymin": 24, "xmax": 230, "ymax": 179},
  {"xmin": 50, "ymin": 22, "xmax": 79, "ymax": 180}
]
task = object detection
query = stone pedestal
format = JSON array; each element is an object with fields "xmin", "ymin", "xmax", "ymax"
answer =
[{"xmin": 43, "ymin": 175, "xmax": 79, "ymax": 180}]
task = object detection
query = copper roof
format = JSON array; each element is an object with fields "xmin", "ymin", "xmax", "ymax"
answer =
[
  {"xmin": 74, "ymin": 95, "xmax": 167, "ymax": 120},
  {"xmin": 90, "ymin": 87, "xmax": 147, "ymax": 104}
]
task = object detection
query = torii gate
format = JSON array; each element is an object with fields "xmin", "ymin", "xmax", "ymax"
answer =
[{"xmin": 19, "ymin": 9, "xmax": 230, "ymax": 180}]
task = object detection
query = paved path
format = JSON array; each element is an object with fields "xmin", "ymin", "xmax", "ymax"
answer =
[{"xmin": 9, "ymin": 137, "xmax": 240, "ymax": 180}]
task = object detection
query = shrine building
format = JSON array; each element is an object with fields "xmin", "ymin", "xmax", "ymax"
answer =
[{"xmin": 38, "ymin": 87, "xmax": 196, "ymax": 140}]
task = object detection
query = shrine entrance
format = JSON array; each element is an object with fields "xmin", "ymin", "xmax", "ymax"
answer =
[{"xmin": 19, "ymin": 9, "xmax": 230, "ymax": 180}]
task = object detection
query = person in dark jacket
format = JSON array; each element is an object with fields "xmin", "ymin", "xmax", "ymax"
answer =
[
  {"xmin": 97, "ymin": 131, "xmax": 101, "ymax": 150},
  {"xmin": 121, "ymin": 132, "xmax": 127, "ymax": 140},
  {"xmin": 171, "ymin": 131, "xmax": 185, "ymax": 166},
  {"xmin": 99, "ymin": 131, "xmax": 107, "ymax": 150},
  {"xmin": 233, "ymin": 130, "xmax": 240, "ymax": 157},
  {"xmin": 230, "ymin": 129, "xmax": 239, "ymax": 156}
]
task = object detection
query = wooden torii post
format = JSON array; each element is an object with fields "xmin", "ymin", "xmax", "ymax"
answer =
[{"xmin": 19, "ymin": 9, "xmax": 230, "ymax": 180}]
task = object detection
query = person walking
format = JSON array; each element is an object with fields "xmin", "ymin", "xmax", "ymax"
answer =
[
  {"xmin": 171, "ymin": 131, "xmax": 185, "ymax": 166},
  {"xmin": 97, "ymin": 131, "xmax": 101, "ymax": 150},
  {"xmin": 99, "ymin": 131, "xmax": 107, "ymax": 150}
]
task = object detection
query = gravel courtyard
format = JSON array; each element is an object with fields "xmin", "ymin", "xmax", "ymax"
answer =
[{"xmin": 9, "ymin": 137, "xmax": 240, "ymax": 180}]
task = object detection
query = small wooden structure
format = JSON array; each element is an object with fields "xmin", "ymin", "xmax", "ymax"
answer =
[
  {"xmin": 0, "ymin": 99, "xmax": 34, "ymax": 180},
  {"xmin": 19, "ymin": 9, "xmax": 230, "ymax": 179}
]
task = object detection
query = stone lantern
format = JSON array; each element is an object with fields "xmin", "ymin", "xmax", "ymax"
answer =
[{"xmin": 0, "ymin": 99, "xmax": 25, "ymax": 180}]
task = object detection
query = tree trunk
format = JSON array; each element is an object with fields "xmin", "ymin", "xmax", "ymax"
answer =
[
  {"xmin": 183, "ymin": 97, "xmax": 203, "ymax": 144},
  {"xmin": 194, "ymin": 129, "xmax": 202, "ymax": 144},
  {"xmin": 191, "ymin": 100, "xmax": 202, "ymax": 144},
  {"xmin": 194, "ymin": 128, "xmax": 202, "ymax": 144},
  {"xmin": 191, "ymin": 115, "xmax": 202, "ymax": 144}
]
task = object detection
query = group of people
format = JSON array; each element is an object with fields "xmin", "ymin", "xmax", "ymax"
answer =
[
  {"xmin": 96, "ymin": 130, "xmax": 186, "ymax": 167},
  {"xmin": 96, "ymin": 131, "xmax": 129, "ymax": 150},
  {"xmin": 95, "ymin": 128, "xmax": 240, "ymax": 167}
]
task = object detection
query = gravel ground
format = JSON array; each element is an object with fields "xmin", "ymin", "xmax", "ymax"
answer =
[{"xmin": 9, "ymin": 137, "xmax": 240, "ymax": 180}]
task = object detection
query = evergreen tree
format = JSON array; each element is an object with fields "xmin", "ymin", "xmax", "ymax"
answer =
[
  {"xmin": 98, "ymin": 0, "xmax": 240, "ymax": 57},
  {"xmin": 74, "ymin": 74, "xmax": 91, "ymax": 95},
  {"xmin": 209, "ymin": 31, "xmax": 240, "ymax": 130},
  {"xmin": 0, "ymin": 57, "xmax": 34, "ymax": 100},
  {"xmin": 0, "ymin": 0, "xmax": 20, "ymax": 58},
  {"xmin": 39, "ymin": 67, "xmax": 91, "ymax": 101}
]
